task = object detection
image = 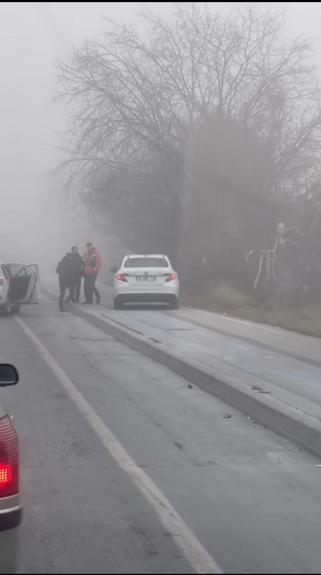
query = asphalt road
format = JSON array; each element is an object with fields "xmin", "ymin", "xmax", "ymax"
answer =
[
  {"xmin": 77, "ymin": 280, "xmax": 321, "ymax": 424},
  {"xmin": 1, "ymin": 298, "xmax": 321, "ymax": 573}
]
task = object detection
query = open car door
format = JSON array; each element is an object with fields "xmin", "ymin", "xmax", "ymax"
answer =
[{"xmin": 6, "ymin": 263, "xmax": 39, "ymax": 304}]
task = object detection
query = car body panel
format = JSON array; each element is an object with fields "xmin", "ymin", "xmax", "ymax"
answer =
[
  {"xmin": 0, "ymin": 364, "xmax": 21, "ymax": 530},
  {"xmin": 0, "ymin": 265, "xmax": 10, "ymax": 306},
  {"xmin": 0, "ymin": 494, "xmax": 21, "ymax": 514}
]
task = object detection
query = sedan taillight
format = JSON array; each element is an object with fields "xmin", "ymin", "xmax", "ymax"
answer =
[
  {"xmin": 165, "ymin": 272, "xmax": 177, "ymax": 282},
  {"xmin": 115, "ymin": 273, "xmax": 128, "ymax": 282},
  {"xmin": 0, "ymin": 416, "xmax": 19, "ymax": 497}
]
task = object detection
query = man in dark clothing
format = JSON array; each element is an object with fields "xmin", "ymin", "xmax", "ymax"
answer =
[
  {"xmin": 67, "ymin": 246, "xmax": 84, "ymax": 304},
  {"xmin": 56, "ymin": 253, "xmax": 74, "ymax": 312}
]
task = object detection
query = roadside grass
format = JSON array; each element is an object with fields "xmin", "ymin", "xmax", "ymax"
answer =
[{"xmin": 184, "ymin": 283, "xmax": 321, "ymax": 338}]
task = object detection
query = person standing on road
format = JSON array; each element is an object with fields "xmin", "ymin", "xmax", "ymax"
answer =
[
  {"xmin": 67, "ymin": 246, "xmax": 84, "ymax": 304},
  {"xmin": 83, "ymin": 242, "xmax": 102, "ymax": 304},
  {"xmin": 56, "ymin": 252, "xmax": 74, "ymax": 312}
]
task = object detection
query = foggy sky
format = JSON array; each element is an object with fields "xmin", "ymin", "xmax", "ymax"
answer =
[{"xmin": 0, "ymin": 2, "xmax": 320, "ymax": 264}]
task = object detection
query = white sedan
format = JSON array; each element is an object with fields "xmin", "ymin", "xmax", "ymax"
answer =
[
  {"xmin": 112, "ymin": 254, "xmax": 180, "ymax": 309},
  {"xmin": 0, "ymin": 262, "xmax": 39, "ymax": 314}
]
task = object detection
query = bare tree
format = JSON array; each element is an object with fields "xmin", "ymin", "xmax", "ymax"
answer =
[{"xmin": 56, "ymin": 3, "xmax": 321, "ymax": 293}]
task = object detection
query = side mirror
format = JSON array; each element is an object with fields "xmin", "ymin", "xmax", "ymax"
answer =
[
  {"xmin": 110, "ymin": 266, "xmax": 118, "ymax": 274},
  {"xmin": 0, "ymin": 364, "xmax": 19, "ymax": 387}
]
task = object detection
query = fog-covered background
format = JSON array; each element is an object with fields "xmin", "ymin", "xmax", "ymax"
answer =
[
  {"xmin": 1, "ymin": 2, "xmax": 321, "ymax": 279},
  {"xmin": 0, "ymin": 2, "xmax": 145, "ymax": 269}
]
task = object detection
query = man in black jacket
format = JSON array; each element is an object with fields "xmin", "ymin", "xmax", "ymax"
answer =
[
  {"xmin": 56, "ymin": 253, "xmax": 74, "ymax": 311},
  {"xmin": 67, "ymin": 246, "xmax": 85, "ymax": 304}
]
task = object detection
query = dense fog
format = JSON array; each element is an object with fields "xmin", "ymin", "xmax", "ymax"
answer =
[{"xmin": 1, "ymin": 2, "xmax": 321, "ymax": 289}]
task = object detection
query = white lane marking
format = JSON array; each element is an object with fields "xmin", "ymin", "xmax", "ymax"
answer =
[{"xmin": 15, "ymin": 315, "xmax": 222, "ymax": 574}]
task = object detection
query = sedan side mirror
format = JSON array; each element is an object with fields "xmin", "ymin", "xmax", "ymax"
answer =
[
  {"xmin": 0, "ymin": 364, "xmax": 19, "ymax": 387},
  {"xmin": 110, "ymin": 266, "xmax": 118, "ymax": 274}
]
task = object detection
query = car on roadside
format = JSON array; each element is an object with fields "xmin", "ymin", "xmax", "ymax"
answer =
[
  {"xmin": 0, "ymin": 262, "xmax": 39, "ymax": 315},
  {"xmin": 0, "ymin": 364, "xmax": 21, "ymax": 530},
  {"xmin": 111, "ymin": 254, "xmax": 180, "ymax": 309}
]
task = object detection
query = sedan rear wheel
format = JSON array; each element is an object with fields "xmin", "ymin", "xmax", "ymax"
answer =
[{"xmin": 113, "ymin": 297, "xmax": 123, "ymax": 310}]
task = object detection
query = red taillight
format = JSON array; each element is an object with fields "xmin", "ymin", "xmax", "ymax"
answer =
[
  {"xmin": 0, "ymin": 464, "xmax": 12, "ymax": 487},
  {"xmin": 0, "ymin": 416, "xmax": 19, "ymax": 497},
  {"xmin": 115, "ymin": 272, "xmax": 128, "ymax": 282},
  {"xmin": 165, "ymin": 272, "xmax": 177, "ymax": 282}
]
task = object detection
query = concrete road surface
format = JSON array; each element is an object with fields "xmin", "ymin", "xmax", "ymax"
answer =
[{"xmin": 1, "ymin": 298, "xmax": 321, "ymax": 573}]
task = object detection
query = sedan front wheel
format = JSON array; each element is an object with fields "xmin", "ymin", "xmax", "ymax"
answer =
[
  {"xmin": 11, "ymin": 304, "xmax": 21, "ymax": 314},
  {"xmin": 3, "ymin": 297, "xmax": 12, "ymax": 316}
]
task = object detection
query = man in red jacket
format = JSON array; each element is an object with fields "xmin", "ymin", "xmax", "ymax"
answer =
[{"xmin": 83, "ymin": 242, "xmax": 102, "ymax": 304}]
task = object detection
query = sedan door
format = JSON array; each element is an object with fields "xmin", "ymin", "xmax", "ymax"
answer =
[{"xmin": 6, "ymin": 264, "xmax": 39, "ymax": 304}]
